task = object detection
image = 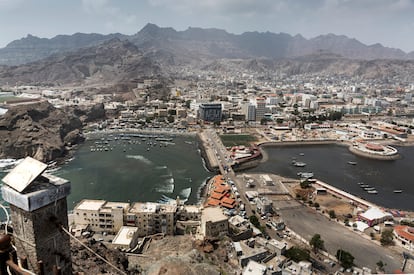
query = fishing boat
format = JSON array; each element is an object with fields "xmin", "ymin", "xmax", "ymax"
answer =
[
  {"xmin": 292, "ymin": 161, "xmax": 307, "ymax": 167},
  {"xmin": 364, "ymin": 187, "xmax": 376, "ymax": 191},
  {"xmin": 367, "ymin": 190, "xmax": 378, "ymax": 194},
  {"xmin": 393, "ymin": 190, "xmax": 403, "ymax": 193},
  {"xmin": 347, "ymin": 161, "xmax": 357, "ymax": 165},
  {"xmin": 297, "ymin": 172, "xmax": 314, "ymax": 178}
]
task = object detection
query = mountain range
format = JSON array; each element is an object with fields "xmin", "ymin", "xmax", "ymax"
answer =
[
  {"xmin": 1, "ymin": 23, "xmax": 414, "ymax": 66},
  {"xmin": 1, "ymin": 23, "xmax": 414, "ymax": 87}
]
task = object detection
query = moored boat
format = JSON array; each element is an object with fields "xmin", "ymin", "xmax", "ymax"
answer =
[
  {"xmin": 293, "ymin": 161, "xmax": 307, "ymax": 167},
  {"xmin": 393, "ymin": 190, "xmax": 403, "ymax": 193},
  {"xmin": 348, "ymin": 161, "xmax": 357, "ymax": 165},
  {"xmin": 367, "ymin": 190, "xmax": 378, "ymax": 194}
]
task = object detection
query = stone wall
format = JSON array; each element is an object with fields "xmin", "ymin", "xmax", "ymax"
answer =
[{"xmin": 10, "ymin": 198, "xmax": 72, "ymax": 275}]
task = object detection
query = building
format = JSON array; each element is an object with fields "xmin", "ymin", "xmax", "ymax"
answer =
[
  {"xmin": 256, "ymin": 197, "xmax": 273, "ymax": 216},
  {"xmin": 111, "ymin": 226, "xmax": 139, "ymax": 250},
  {"xmin": 129, "ymin": 202, "xmax": 176, "ymax": 237},
  {"xmin": 358, "ymin": 207, "xmax": 393, "ymax": 226},
  {"xmin": 201, "ymin": 207, "xmax": 229, "ymax": 239},
  {"xmin": 242, "ymin": 103, "xmax": 256, "ymax": 122},
  {"xmin": 1, "ymin": 157, "xmax": 72, "ymax": 274},
  {"xmin": 393, "ymin": 225, "xmax": 414, "ymax": 251},
  {"xmin": 198, "ymin": 103, "xmax": 222, "ymax": 122},
  {"xmin": 261, "ymin": 175, "xmax": 273, "ymax": 186},
  {"xmin": 73, "ymin": 199, "xmax": 129, "ymax": 234},
  {"xmin": 242, "ymin": 260, "xmax": 267, "ymax": 275},
  {"xmin": 255, "ymin": 98, "xmax": 266, "ymax": 121}
]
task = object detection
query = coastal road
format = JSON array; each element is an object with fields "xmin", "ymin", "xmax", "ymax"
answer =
[{"xmin": 274, "ymin": 198, "xmax": 403, "ymax": 273}]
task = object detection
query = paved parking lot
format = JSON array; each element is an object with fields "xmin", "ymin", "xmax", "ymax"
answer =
[{"xmin": 272, "ymin": 197, "xmax": 403, "ymax": 273}]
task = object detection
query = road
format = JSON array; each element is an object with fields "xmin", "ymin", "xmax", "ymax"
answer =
[{"xmin": 274, "ymin": 198, "xmax": 403, "ymax": 273}]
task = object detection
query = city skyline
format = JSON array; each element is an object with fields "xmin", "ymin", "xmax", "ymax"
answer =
[{"xmin": 0, "ymin": 0, "xmax": 414, "ymax": 52}]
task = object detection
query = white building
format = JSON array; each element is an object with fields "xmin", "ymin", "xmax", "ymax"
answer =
[{"xmin": 111, "ymin": 226, "xmax": 139, "ymax": 249}]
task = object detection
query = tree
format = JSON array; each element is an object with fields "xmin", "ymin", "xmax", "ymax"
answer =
[
  {"xmin": 249, "ymin": 215, "xmax": 260, "ymax": 229},
  {"xmin": 185, "ymin": 100, "xmax": 191, "ymax": 109},
  {"xmin": 300, "ymin": 179, "xmax": 310, "ymax": 189},
  {"xmin": 286, "ymin": 247, "xmax": 310, "ymax": 263},
  {"xmin": 380, "ymin": 229, "xmax": 394, "ymax": 246},
  {"xmin": 336, "ymin": 249, "xmax": 354, "ymax": 269},
  {"xmin": 309, "ymin": 234, "xmax": 325, "ymax": 253},
  {"xmin": 328, "ymin": 210, "xmax": 336, "ymax": 219}
]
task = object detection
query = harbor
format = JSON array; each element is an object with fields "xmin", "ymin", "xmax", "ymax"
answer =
[
  {"xmin": 0, "ymin": 132, "xmax": 213, "ymax": 210},
  {"xmin": 250, "ymin": 143, "xmax": 414, "ymax": 211}
]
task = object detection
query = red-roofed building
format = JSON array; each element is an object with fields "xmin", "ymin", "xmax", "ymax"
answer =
[
  {"xmin": 206, "ymin": 198, "xmax": 221, "ymax": 207},
  {"xmin": 393, "ymin": 225, "xmax": 414, "ymax": 251},
  {"xmin": 210, "ymin": 192, "xmax": 225, "ymax": 201},
  {"xmin": 221, "ymin": 197, "xmax": 236, "ymax": 209}
]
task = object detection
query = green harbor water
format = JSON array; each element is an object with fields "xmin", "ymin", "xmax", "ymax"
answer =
[{"xmin": 5, "ymin": 132, "xmax": 213, "ymax": 210}]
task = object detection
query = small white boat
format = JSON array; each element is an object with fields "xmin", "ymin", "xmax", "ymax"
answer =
[
  {"xmin": 393, "ymin": 190, "xmax": 403, "ymax": 193},
  {"xmin": 348, "ymin": 161, "xmax": 357, "ymax": 165},
  {"xmin": 367, "ymin": 190, "xmax": 378, "ymax": 194},
  {"xmin": 293, "ymin": 161, "xmax": 307, "ymax": 167}
]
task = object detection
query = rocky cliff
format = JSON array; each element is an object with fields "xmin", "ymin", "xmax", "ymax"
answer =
[{"xmin": 0, "ymin": 101, "xmax": 105, "ymax": 162}]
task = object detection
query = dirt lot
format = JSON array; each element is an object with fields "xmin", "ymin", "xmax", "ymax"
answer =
[
  {"xmin": 127, "ymin": 235, "xmax": 239, "ymax": 275},
  {"xmin": 314, "ymin": 193, "xmax": 355, "ymax": 219}
]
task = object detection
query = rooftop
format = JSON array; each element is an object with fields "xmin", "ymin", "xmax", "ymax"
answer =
[
  {"xmin": 202, "ymin": 207, "xmax": 227, "ymax": 223},
  {"xmin": 112, "ymin": 226, "xmax": 138, "ymax": 246},
  {"xmin": 75, "ymin": 200, "xmax": 106, "ymax": 211}
]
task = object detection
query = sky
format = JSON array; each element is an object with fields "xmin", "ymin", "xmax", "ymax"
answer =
[{"xmin": 1, "ymin": 0, "xmax": 414, "ymax": 52}]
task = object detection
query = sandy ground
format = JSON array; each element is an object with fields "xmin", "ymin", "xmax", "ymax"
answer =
[{"xmin": 314, "ymin": 193, "xmax": 355, "ymax": 218}]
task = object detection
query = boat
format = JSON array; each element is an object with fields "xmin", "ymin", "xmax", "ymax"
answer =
[
  {"xmin": 293, "ymin": 161, "xmax": 307, "ymax": 167},
  {"xmin": 367, "ymin": 190, "xmax": 378, "ymax": 194},
  {"xmin": 357, "ymin": 182, "xmax": 364, "ymax": 185},
  {"xmin": 393, "ymin": 190, "xmax": 403, "ymax": 193},
  {"xmin": 348, "ymin": 161, "xmax": 357, "ymax": 165},
  {"xmin": 360, "ymin": 184, "xmax": 370, "ymax": 188},
  {"xmin": 299, "ymin": 153, "xmax": 305, "ymax": 156},
  {"xmin": 297, "ymin": 172, "xmax": 313, "ymax": 178},
  {"xmin": 364, "ymin": 187, "xmax": 376, "ymax": 191}
]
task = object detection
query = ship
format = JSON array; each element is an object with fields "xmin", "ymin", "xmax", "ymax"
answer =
[
  {"xmin": 367, "ymin": 190, "xmax": 378, "ymax": 194},
  {"xmin": 393, "ymin": 190, "xmax": 403, "ymax": 193},
  {"xmin": 347, "ymin": 161, "xmax": 357, "ymax": 165}
]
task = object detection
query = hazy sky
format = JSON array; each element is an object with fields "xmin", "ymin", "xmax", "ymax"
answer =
[{"xmin": 1, "ymin": 0, "xmax": 414, "ymax": 52}]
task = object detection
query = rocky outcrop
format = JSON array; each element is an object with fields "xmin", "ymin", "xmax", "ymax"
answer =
[{"xmin": 0, "ymin": 101, "xmax": 105, "ymax": 163}]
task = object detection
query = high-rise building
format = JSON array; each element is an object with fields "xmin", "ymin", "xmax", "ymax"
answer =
[
  {"xmin": 1, "ymin": 157, "xmax": 72, "ymax": 274},
  {"xmin": 242, "ymin": 103, "xmax": 256, "ymax": 122},
  {"xmin": 255, "ymin": 98, "xmax": 266, "ymax": 121},
  {"xmin": 198, "ymin": 103, "xmax": 222, "ymax": 122}
]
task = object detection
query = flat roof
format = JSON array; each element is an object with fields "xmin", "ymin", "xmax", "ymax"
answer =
[
  {"xmin": 112, "ymin": 226, "xmax": 138, "ymax": 246},
  {"xmin": 360, "ymin": 207, "xmax": 391, "ymax": 220},
  {"xmin": 202, "ymin": 207, "xmax": 227, "ymax": 223},
  {"xmin": 183, "ymin": 205, "xmax": 201, "ymax": 213},
  {"xmin": 130, "ymin": 202, "xmax": 177, "ymax": 213},
  {"xmin": 75, "ymin": 200, "xmax": 106, "ymax": 211},
  {"xmin": 104, "ymin": 202, "xmax": 130, "ymax": 210}
]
